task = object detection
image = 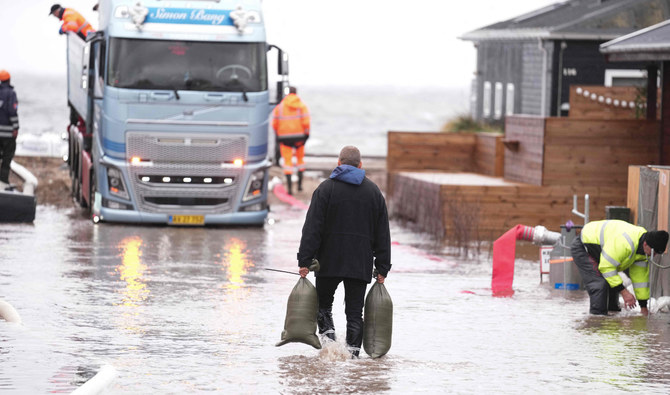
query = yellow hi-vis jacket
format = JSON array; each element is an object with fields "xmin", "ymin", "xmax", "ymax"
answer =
[{"xmin": 581, "ymin": 219, "xmax": 650, "ymax": 300}]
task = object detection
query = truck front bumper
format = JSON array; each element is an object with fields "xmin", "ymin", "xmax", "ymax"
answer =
[{"xmin": 97, "ymin": 206, "xmax": 268, "ymax": 226}]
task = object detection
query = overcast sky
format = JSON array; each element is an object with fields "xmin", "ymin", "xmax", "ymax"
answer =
[{"xmin": 2, "ymin": 0, "xmax": 558, "ymax": 88}]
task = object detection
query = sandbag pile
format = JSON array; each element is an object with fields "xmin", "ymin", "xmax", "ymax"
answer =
[{"xmin": 363, "ymin": 282, "xmax": 393, "ymax": 358}]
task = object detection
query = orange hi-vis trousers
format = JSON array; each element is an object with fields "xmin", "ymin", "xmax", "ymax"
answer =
[{"xmin": 280, "ymin": 144, "xmax": 305, "ymax": 175}]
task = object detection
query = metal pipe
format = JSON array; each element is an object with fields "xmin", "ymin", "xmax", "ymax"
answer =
[
  {"xmin": 9, "ymin": 161, "xmax": 38, "ymax": 196},
  {"xmin": 265, "ymin": 268, "xmax": 299, "ymax": 276},
  {"xmin": 556, "ymin": 41, "xmax": 567, "ymax": 116},
  {"xmin": 0, "ymin": 300, "xmax": 21, "ymax": 323},
  {"xmin": 531, "ymin": 225, "xmax": 561, "ymax": 246},
  {"xmin": 585, "ymin": 194, "xmax": 590, "ymax": 224},
  {"xmin": 572, "ymin": 194, "xmax": 589, "ymax": 224},
  {"xmin": 538, "ymin": 38, "xmax": 548, "ymax": 117},
  {"xmin": 71, "ymin": 365, "xmax": 117, "ymax": 395}
]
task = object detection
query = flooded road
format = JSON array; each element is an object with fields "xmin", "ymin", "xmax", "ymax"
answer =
[{"xmin": 2, "ymin": 205, "xmax": 670, "ymax": 393}]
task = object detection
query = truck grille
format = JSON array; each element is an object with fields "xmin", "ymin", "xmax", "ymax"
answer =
[{"xmin": 126, "ymin": 132, "xmax": 248, "ymax": 214}]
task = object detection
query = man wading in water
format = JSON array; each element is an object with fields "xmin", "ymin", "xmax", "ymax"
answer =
[{"xmin": 297, "ymin": 145, "xmax": 391, "ymax": 358}]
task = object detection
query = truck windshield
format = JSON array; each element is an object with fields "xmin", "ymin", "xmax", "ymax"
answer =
[{"xmin": 107, "ymin": 38, "xmax": 267, "ymax": 92}]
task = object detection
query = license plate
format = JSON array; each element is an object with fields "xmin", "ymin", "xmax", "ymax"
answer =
[{"xmin": 169, "ymin": 215, "xmax": 205, "ymax": 225}]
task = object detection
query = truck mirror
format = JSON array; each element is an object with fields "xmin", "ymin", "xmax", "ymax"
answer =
[
  {"xmin": 278, "ymin": 51, "xmax": 289, "ymax": 76},
  {"xmin": 81, "ymin": 44, "xmax": 90, "ymax": 90},
  {"xmin": 86, "ymin": 30, "xmax": 105, "ymax": 43}
]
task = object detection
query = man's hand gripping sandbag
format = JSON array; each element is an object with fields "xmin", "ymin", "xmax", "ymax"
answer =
[
  {"xmin": 363, "ymin": 270, "xmax": 393, "ymax": 358},
  {"xmin": 276, "ymin": 259, "xmax": 322, "ymax": 349}
]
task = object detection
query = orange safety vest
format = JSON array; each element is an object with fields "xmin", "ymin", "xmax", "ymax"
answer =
[
  {"xmin": 272, "ymin": 94, "xmax": 310, "ymax": 147},
  {"xmin": 61, "ymin": 9, "xmax": 95, "ymax": 38}
]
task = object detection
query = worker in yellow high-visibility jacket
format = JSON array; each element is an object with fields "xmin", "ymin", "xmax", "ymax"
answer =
[{"xmin": 571, "ymin": 219, "xmax": 668, "ymax": 316}]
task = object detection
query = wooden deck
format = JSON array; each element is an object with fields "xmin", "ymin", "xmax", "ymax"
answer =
[{"xmin": 389, "ymin": 171, "xmax": 626, "ymax": 240}]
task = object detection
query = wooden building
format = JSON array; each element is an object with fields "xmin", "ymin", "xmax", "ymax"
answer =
[
  {"xmin": 601, "ymin": 19, "xmax": 670, "ymax": 296},
  {"xmin": 600, "ymin": 19, "xmax": 670, "ymax": 164},
  {"xmin": 460, "ymin": 0, "xmax": 670, "ymax": 123}
]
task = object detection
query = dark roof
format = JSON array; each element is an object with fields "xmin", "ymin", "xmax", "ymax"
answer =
[
  {"xmin": 461, "ymin": 0, "xmax": 670, "ymax": 42},
  {"xmin": 600, "ymin": 19, "xmax": 670, "ymax": 61}
]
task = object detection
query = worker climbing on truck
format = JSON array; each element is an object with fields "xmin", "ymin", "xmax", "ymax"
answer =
[
  {"xmin": 50, "ymin": 4, "xmax": 96, "ymax": 40},
  {"xmin": 273, "ymin": 86, "xmax": 310, "ymax": 195}
]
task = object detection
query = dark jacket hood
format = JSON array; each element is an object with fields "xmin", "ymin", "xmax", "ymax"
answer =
[{"xmin": 330, "ymin": 165, "xmax": 365, "ymax": 185}]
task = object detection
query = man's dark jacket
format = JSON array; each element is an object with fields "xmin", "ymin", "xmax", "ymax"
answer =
[
  {"xmin": 0, "ymin": 82, "xmax": 19, "ymax": 139},
  {"xmin": 298, "ymin": 164, "xmax": 391, "ymax": 283}
]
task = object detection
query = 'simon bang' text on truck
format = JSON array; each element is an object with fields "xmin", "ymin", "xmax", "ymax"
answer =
[{"xmin": 66, "ymin": 0, "xmax": 289, "ymax": 225}]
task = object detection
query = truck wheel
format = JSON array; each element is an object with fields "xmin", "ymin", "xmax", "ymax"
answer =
[
  {"xmin": 88, "ymin": 171, "xmax": 96, "ymax": 218},
  {"xmin": 72, "ymin": 175, "xmax": 80, "ymax": 204},
  {"xmin": 71, "ymin": 143, "xmax": 79, "ymax": 199},
  {"xmin": 67, "ymin": 127, "xmax": 74, "ymax": 177}
]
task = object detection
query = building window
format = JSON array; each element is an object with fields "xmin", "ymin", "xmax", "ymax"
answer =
[
  {"xmin": 494, "ymin": 82, "xmax": 503, "ymax": 119},
  {"xmin": 506, "ymin": 83, "xmax": 515, "ymax": 116},
  {"xmin": 483, "ymin": 81, "xmax": 492, "ymax": 118},
  {"xmin": 604, "ymin": 69, "xmax": 647, "ymax": 87}
]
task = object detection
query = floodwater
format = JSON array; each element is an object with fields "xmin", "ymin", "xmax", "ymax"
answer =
[{"xmin": 2, "ymin": 205, "xmax": 670, "ymax": 394}]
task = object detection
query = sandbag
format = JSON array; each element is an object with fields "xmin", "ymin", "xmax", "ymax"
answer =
[
  {"xmin": 276, "ymin": 277, "xmax": 322, "ymax": 349},
  {"xmin": 363, "ymin": 282, "xmax": 393, "ymax": 358}
]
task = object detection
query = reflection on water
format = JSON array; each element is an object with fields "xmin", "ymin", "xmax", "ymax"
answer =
[
  {"xmin": 4, "ymin": 207, "xmax": 670, "ymax": 393},
  {"xmin": 220, "ymin": 237, "xmax": 253, "ymax": 291},
  {"xmin": 277, "ymin": 353, "xmax": 393, "ymax": 394},
  {"xmin": 575, "ymin": 316, "xmax": 654, "ymax": 390},
  {"xmin": 116, "ymin": 236, "xmax": 149, "ymax": 308}
]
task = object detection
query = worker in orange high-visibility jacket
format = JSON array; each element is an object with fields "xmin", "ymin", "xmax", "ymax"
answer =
[
  {"xmin": 50, "ymin": 4, "xmax": 96, "ymax": 40},
  {"xmin": 272, "ymin": 86, "xmax": 310, "ymax": 195}
]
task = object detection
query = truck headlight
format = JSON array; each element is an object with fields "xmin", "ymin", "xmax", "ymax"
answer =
[
  {"xmin": 107, "ymin": 167, "xmax": 129, "ymax": 200},
  {"xmin": 243, "ymin": 169, "xmax": 265, "ymax": 202}
]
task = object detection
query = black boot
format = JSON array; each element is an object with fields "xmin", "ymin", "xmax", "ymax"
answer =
[
  {"xmin": 285, "ymin": 174, "xmax": 293, "ymax": 195},
  {"xmin": 346, "ymin": 318, "xmax": 363, "ymax": 358},
  {"xmin": 297, "ymin": 171, "xmax": 304, "ymax": 192},
  {"xmin": 317, "ymin": 308, "xmax": 336, "ymax": 342}
]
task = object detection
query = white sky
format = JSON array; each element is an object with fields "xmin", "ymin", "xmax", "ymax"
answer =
[{"xmin": 1, "ymin": 0, "xmax": 557, "ymax": 88}]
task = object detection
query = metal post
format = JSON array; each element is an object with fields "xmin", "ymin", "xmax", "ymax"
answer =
[{"xmin": 572, "ymin": 194, "xmax": 589, "ymax": 225}]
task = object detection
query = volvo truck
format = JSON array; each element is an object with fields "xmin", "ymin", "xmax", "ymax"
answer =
[{"xmin": 66, "ymin": 0, "xmax": 289, "ymax": 225}]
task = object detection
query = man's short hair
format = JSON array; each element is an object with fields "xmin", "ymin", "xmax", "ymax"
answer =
[
  {"xmin": 339, "ymin": 146, "xmax": 361, "ymax": 167},
  {"xmin": 289, "ymin": 86, "xmax": 297, "ymax": 94},
  {"xmin": 647, "ymin": 230, "xmax": 669, "ymax": 254},
  {"xmin": 50, "ymin": 4, "xmax": 62, "ymax": 15}
]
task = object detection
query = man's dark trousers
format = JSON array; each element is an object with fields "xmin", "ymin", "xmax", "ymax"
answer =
[
  {"xmin": 0, "ymin": 138, "xmax": 16, "ymax": 183},
  {"xmin": 571, "ymin": 236, "xmax": 620, "ymax": 315},
  {"xmin": 316, "ymin": 277, "xmax": 367, "ymax": 350}
]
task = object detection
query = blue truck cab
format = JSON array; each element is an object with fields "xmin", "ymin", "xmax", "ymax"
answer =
[{"xmin": 66, "ymin": 0, "xmax": 289, "ymax": 225}]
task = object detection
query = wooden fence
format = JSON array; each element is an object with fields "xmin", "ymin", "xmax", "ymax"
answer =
[
  {"xmin": 387, "ymin": 131, "xmax": 503, "ymax": 175},
  {"xmin": 569, "ymin": 85, "xmax": 660, "ymax": 120},
  {"xmin": 504, "ymin": 116, "xmax": 660, "ymax": 186}
]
